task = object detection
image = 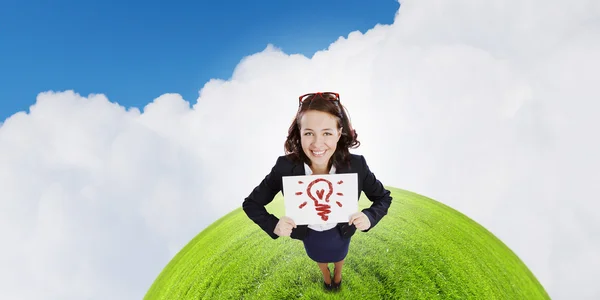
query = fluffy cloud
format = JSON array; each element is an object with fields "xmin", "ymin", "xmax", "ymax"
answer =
[{"xmin": 1, "ymin": 0, "xmax": 598, "ymax": 299}]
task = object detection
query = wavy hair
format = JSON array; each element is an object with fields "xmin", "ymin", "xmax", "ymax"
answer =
[{"xmin": 284, "ymin": 94, "xmax": 360, "ymax": 169}]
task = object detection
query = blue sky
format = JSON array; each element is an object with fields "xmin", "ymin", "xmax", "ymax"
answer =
[{"xmin": 0, "ymin": 0, "xmax": 398, "ymax": 122}]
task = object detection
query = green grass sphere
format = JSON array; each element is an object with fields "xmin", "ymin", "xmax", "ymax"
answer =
[{"xmin": 145, "ymin": 187, "xmax": 549, "ymax": 299}]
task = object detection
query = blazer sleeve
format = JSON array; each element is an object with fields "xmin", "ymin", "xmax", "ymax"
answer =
[
  {"xmin": 359, "ymin": 155, "xmax": 393, "ymax": 232},
  {"xmin": 242, "ymin": 157, "xmax": 284, "ymax": 239}
]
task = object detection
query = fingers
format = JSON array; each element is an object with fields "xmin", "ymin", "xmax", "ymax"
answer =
[
  {"xmin": 349, "ymin": 217, "xmax": 357, "ymax": 226},
  {"xmin": 286, "ymin": 217, "xmax": 297, "ymax": 228},
  {"xmin": 348, "ymin": 212, "xmax": 361, "ymax": 225},
  {"xmin": 275, "ymin": 225, "xmax": 291, "ymax": 237},
  {"xmin": 353, "ymin": 219, "xmax": 366, "ymax": 230},
  {"xmin": 281, "ymin": 216, "xmax": 297, "ymax": 228},
  {"xmin": 275, "ymin": 216, "xmax": 296, "ymax": 237},
  {"xmin": 278, "ymin": 227, "xmax": 292, "ymax": 236},
  {"xmin": 348, "ymin": 212, "xmax": 371, "ymax": 230}
]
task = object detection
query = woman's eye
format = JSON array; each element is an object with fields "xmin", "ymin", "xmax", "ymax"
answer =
[{"xmin": 303, "ymin": 132, "xmax": 333, "ymax": 136}]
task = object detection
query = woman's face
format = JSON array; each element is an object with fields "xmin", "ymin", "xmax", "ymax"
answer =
[{"xmin": 299, "ymin": 110, "xmax": 342, "ymax": 167}]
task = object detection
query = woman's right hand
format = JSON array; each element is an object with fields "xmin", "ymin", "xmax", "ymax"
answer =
[{"xmin": 274, "ymin": 216, "xmax": 297, "ymax": 237}]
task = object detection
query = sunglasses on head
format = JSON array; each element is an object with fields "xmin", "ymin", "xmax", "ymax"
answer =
[{"xmin": 298, "ymin": 92, "xmax": 340, "ymax": 106}]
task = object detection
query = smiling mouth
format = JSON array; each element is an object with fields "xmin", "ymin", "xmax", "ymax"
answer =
[{"xmin": 311, "ymin": 150, "xmax": 326, "ymax": 157}]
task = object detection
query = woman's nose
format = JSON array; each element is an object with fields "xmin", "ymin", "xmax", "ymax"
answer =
[{"xmin": 313, "ymin": 135, "xmax": 324, "ymax": 145}]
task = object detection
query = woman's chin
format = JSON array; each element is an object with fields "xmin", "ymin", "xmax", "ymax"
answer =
[{"xmin": 309, "ymin": 155, "xmax": 332, "ymax": 166}]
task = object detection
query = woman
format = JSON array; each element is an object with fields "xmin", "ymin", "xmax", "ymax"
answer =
[{"xmin": 242, "ymin": 92, "xmax": 392, "ymax": 291}]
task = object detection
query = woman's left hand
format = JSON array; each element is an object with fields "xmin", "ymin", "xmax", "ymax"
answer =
[{"xmin": 349, "ymin": 212, "xmax": 371, "ymax": 231}]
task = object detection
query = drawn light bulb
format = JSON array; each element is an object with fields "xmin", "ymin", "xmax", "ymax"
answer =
[
  {"xmin": 307, "ymin": 178, "xmax": 334, "ymax": 221},
  {"xmin": 295, "ymin": 178, "xmax": 346, "ymax": 222}
]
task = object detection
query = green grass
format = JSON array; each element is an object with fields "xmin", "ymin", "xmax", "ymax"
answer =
[{"xmin": 145, "ymin": 187, "xmax": 550, "ymax": 299}]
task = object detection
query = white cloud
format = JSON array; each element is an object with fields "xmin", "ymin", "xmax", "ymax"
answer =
[{"xmin": 1, "ymin": 0, "xmax": 599, "ymax": 299}]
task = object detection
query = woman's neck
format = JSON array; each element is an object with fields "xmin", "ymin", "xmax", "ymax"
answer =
[{"xmin": 310, "ymin": 162, "xmax": 330, "ymax": 175}]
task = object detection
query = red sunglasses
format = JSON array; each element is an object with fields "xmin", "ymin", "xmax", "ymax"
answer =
[{"xmin": 298, "ymin": 92, "xmax": 340, "ymax": 106}]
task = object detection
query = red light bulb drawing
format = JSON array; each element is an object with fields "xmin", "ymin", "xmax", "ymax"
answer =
[{"xmin": 295, "ymin": 178, "xmax": 345, "ymax": 221}]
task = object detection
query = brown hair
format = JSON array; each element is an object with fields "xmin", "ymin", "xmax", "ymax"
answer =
[{"xmin": 284, "ymin": 94, "xmax": 360, "ymax": 169}]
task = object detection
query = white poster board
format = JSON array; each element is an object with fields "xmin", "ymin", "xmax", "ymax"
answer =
[{"xmin": 282, "ymin": 173, "xmax": 358, "ymax": 225}]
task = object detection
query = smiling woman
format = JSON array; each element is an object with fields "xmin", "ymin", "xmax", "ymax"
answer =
[
  {"xmin": 242, "ymin": 92, "xmax": 393, "ymax": 292},
  {"xmin": 286, "ymin": 92, "xmax": 360, "ymax": 174}
]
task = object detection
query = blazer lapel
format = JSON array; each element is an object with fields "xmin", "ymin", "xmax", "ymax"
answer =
[
  {"xmin": 334, "ymin": 160, "xmax": 353, "ymax": 174},
  {"xmin": 291, "ymin": 161, "xmax": 306, "ymax": 176}
]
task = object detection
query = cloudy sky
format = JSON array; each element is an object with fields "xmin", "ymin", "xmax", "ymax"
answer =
[{"xmin": 1, "ymin": 0, "xmax": 599, "ymax": 299}]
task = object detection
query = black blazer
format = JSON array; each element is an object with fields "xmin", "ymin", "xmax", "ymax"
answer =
[{"xmin": 242, "ymin": 153, "xmax": 393, "ymax": 240}]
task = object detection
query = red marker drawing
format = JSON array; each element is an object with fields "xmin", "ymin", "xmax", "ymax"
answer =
[{"xmin": 295, "ymin": 177, "xmax": 346, "ymax": 221}]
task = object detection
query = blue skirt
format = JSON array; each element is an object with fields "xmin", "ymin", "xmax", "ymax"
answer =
[{"xmin": 303, "ymin": 226, "xmax": 351, "ymax": 263}]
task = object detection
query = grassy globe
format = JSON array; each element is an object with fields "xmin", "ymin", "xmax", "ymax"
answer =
[{"xmin": 144, "ymin": 187, "xmax": 549, "ymax": 299}]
